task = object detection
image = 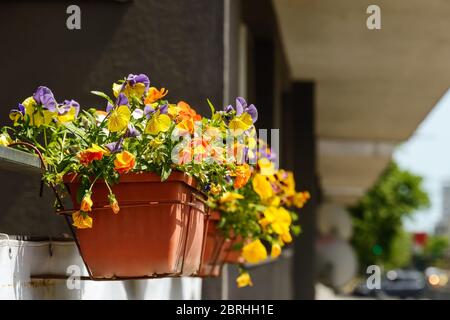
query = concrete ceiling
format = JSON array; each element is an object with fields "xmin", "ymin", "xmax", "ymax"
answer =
[{"xmin": 273, "ymin": 0, "xmax": 450, "ymax": 204}]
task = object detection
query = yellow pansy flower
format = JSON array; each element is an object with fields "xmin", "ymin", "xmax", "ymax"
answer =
[
  {"xmin": 266, "ymin": 196, "xmax": 281, "ymax": 207},
  {"xmin": 57, "ymin": 107, "xmax": 77, "ymax": 123},
  {"xmin": 22, "ymin": 97, "xmax": 53, "ymax": 127},
  {"xmin": 22, "ymin": 96, "xmax": 36, "ymax": 111},
  {"xmin": 0, "ymin": 134, "xmax": 11, "ymax": 147},
  {"xmin": 236, "ymin": 272, "xmax": 253, "ymax": 288},
  {"xmin": 72, "ymin": 211, "xmax": 93, "ymax": 229},
  {"xmin": 228, "ymin": 113, "xmax": 253, "ymax": 136},
  {"xmin": 293, "ymin": 191, "xmax": 311, "ymax": 208},
  {"xmin": 272, "ymin": 207, "xmax": 292, "ymax": 236},
  {"xmin": 168, "ymin": 104, "xmax": 180, "ymax": 118},
  {"xmin": 247, "ymin": 136, "xmax": 257, "ymax": 149},
  {"xmin": 281, "ymin": 231, "xmax": 292, "ymax": 244},
  {"xmin": 242, "ymin": 239, "xmax": 267, "ymax": 264},
  {"xmin": 31, "ymin": 110, "xmax": 54, "ymax": 127},
  {"xmin": 108, "ymin": 105, "xmax": 131, "ymax": 132},
  {"xmin": 210, "ymin": 184, "xmax": 221, "ymax": 195},
  {"xmin": 145, "ymin": 113, "xmax": 172, "ymax": 135},
  {"xmin": 252, "ymin": 174, "xmax": 273, "ymax": 200},
  {"xmin": 219, "ymin": 192, "xmax": 244, "ymax": 203},
  {"xmin": 123, "ymin": 82, "xmax": 146, "ymax": 98},
  {"xmin": 258, "ymin": 158, "xmax": 275, "ymax": 176},
  {"xmin": 271, "ymin": 243, "xmax": 282, "ymax": 259},
  {"xmin": 276, "ymin": 170, "xmax": 296, "ymax": 197},
  {"xmin": 259, "ymin": 206, "xmax": 292, "ymax": 237},
  {"xmin": 112, "ymin": 83, "xmax": 122, "ymax": 97}
]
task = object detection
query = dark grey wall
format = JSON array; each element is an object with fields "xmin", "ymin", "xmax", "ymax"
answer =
[
  {"xmin": 218, "ymin": 0, "xmax": 303, "ymax": 300},
  {"xmin": 284, "ymin": 82, "xmax": 319, "ymax": 299},
  {"xmin": 0, "ymin": 0, "xmax": 224, "ymax": 236}
]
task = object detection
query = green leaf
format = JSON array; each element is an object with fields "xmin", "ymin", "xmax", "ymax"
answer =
[
  {"xmin": 231, "ymin": 241, "xmax": 243, "ymax": 251},
  {"xmin": 291, "ymin": 225, "xmax": 301, "ymax": 236},
  {"xmin": 76, "ymin": 176, "xmax": 90, "ymax": 204},
  {"xmin": 207, "ymin": 98, "xmax": 215, "ymax": 116},
  {"xmin": 161, "ymin": 165, "xmax": 172, "ymax": 181},
  {"xmin": 91, "ymin": 91, "xmax": 114, "ymax": 105}
]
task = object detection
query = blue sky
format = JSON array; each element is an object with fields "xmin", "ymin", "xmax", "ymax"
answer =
[{"xmin": 394, "ymin": 89, "xmax": 450, "ymax": 233}]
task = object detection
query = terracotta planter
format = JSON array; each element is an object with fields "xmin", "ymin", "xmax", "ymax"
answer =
[
  {"xmin": 224, "ymin": 235, "xmax": 245, "ymax": 264},
  {"xmin": 64, "ymin": 171, "xmax": 208, "ymax": 280},
  {"xmin": 197, "ymin": 211, "xmax": 233, "ymax": 277}
]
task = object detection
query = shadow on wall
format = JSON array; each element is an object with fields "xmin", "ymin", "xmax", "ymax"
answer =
[
  {"xmin": 0, "ymin": 2, "xmax": 129, "ymax": 237},
  {"xmin": 0, "ymin": 0, "xmax": 224, "ymax": 236}
]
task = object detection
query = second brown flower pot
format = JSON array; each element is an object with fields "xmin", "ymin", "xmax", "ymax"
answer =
[
  {"xmin": 223, "ymin": 235, "xmax": 245, "ymax": 264},
  {"xmin": 197, "ymin": 211, "xmax": 233, "ymax": 277}
]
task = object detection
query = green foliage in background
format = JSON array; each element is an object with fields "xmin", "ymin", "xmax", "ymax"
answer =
[
  {"xmin": 349, "ymin": 161, "xmax": 430, "ymax": 272},
  {"xmin": 423, "ymin": 235, "xmax": 449, "ymax": 266}
]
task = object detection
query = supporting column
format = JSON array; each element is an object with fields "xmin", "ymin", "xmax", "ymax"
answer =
[{"xmin": 284, "ymin": 81, "xmax": 319, "ymax": 299}]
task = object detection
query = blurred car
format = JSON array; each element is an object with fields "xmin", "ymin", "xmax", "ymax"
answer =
[
  {"xmin": 353, "ymin": 269, "xmax": 427, "ymax": 299},
  {"xmin": 381, "ymin": 269, "xmax": 427, "ymax": 298}
]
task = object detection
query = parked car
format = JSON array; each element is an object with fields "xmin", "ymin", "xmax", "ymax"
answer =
[{"xmin": 353, "ymin": 269, "xmax": 427, "ymax": 299}]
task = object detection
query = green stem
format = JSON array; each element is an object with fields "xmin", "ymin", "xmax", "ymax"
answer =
[
  {"xmin": 104, "ymin": 179, "xmax": 113, "ymax": 195},
  {"xmin": 60, "ymin": 132, "xmax": 67, "ymax": 162},
  {"xmin": 44, "ymin": 128, "xmax": 48, "ymax": 148}
]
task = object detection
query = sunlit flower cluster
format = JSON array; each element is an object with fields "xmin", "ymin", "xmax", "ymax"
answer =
[
  {"xmin": 212, "ymin": 140, "xmax": 310, "ymax": 287},
  {"xmin": 2, "ymin": 73, "xmax": 309, "ymax": 287}
]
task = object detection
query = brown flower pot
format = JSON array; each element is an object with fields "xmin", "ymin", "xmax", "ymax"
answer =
[
  {"xmin": 64, "ymin": 171, "xmax": 208, "ymax": 280},
  {"xmin": 224, "ymin": 235, "xmax": 245, "ymax": 264},
  {"xmin": 197, "ymin": 211, "xmax": 233, "ymax": 277}
]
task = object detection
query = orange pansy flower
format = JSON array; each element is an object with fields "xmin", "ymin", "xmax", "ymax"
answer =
[
  {"xmin": 80, "ymin": 193, "xmax": 93, "ymax": 212},
  {"xmin": 114, "ymin": 151, "xmax": 136, "ymax": 174},
  {"xmin": 177, "ymin": 101, "xmax": 202, "ymax": 122},
  {"xmin": 145, "ymin": 87, "xmax": 168, "ymax": 104},
  {"xmin": 234, "ymin": 163, "xmax": 252, "ymax": 189},
  {"xmin": 77, "ymin": 144, "xmax": 108, "ymax": 166}
]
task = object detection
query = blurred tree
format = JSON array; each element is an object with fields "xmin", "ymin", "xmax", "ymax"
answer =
[
  {"xmin": 385, "ymin": 229, "xmax": 413, "ymax": 270},
  {"xmin": 349, "ymin": 161, "xmax": 430, "ymax": 272},
  {"xmin": 422, "ymin": 235, "xmax": 449, "ymax": 267}
]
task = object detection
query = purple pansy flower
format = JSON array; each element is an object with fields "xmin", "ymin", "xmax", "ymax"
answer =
[
  {"xmin": 106, "ymin": 93, "xmax": 129, "ymax": 113},
  {"xmin": 33, "ymin": 86, "xmax": 57, "ymax": 112},
  {"xmin": 259, "ymin": 147, "xmax": 277, "ymax": 162},
  {"xmin": 235, "ymin": 97, "xmax": 258, "ymax": 123},
  {"xmin": 144, "ymin": 104, "xmax": 155, "ymax": 119},
  {"xmin": 106, "ymin": 102, "xmax": 114, "ymax": 113},
  {"xmin": 124, "ymin": 123, "xmax": 140, "ymax": 138},
  {"xmin": 9, "ymin": 103, "xmax": 26, "ymax": 122},
  {"xmin": 126, "ymin": 73, "xmax": 150, "ymax": 94},
  {"xmin": 144, "ymin": 104, "xmax": 168, "ymax": 119},
  {"xmin": 223, "ymin": 97, "xmax": 258, "ymax": 123},
  {"xmin": 10, "ymin": 103, "xmax": 25, "ymax": 116},
  {"xmin": 105, "ymin": 138, "xmax": 124, "ymax": 154},
  {"xmin": 116, "ymin": 93, "xmax": 129, "ymax": 107},
  {"xmin": 224, "ymin": 105, "xmax": 234, "ymax": 113},
  {"xmin": 59, "ymin": 99, "xmax": 80, "ymax": 117},
  {"xmin": 159, "ymin": 104, "xmax": 168, "ymax": 114}
]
